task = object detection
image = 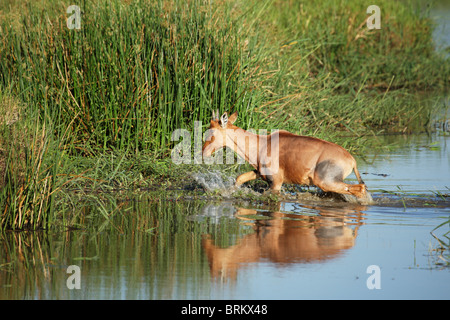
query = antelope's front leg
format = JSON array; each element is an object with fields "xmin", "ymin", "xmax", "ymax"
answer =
[
  {"xmin": 235, "ymin": 170, "xmax": 259, "ymax": 187},
  {"xmin": 268, "ymin": 177, "xmax": 283, "ymax": 194}
]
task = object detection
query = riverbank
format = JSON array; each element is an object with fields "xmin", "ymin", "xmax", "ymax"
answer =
[{"xmin": 0, "ymin": 0, "xmax": 449, "ymax": 230}]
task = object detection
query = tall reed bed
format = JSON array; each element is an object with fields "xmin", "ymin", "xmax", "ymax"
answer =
[
  {"xmin": 240, "ymin": 0, "xmax": 449, "ymax": 139},
  {"xmin": 0, "ymin": 0, "xmax": 448, "ymax": 230},
  {"xmin": 0, "ymin": 0, "xmax": 260, "ymax": 156},
  {"xmin": 0, "ymin": 0, "xmax": 262, "ymax": 230},
  {"xmin": 0, "ymin": 89, "xmax": 67, "ymax": 230},
  {"xmin": 250, "ymin": 0, "xmax": 448, "ymax": 91},
  {"xmin": 0, "ymin": 0, "xmax": 447, "ymax": 154}
]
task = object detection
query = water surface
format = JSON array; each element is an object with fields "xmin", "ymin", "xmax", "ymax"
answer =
[
  {"xmin": 0, "ymin": 133, "xmax": 448, "ymax": 300},
  {"xmin": 358, "ymin": 133, "xmax": 449, "ymax": 194},
  {"xmin": 1, "ymin": 0, "xmax": 449, "ymax": 302}
]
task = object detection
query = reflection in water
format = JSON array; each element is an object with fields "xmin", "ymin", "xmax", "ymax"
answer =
[
  {"xmin": 1, "ymin": 200, "xmax": 212, "ymax": 299},
  {"xmin": 1, "ymin": 134, "xmax": 448, "ymax": 299},
  {"xmin": 201, "ymin": 203, "xmax": 366, "ymax": 281},
  {"xmin": 1, "ymin": 194, "xmax": 448, "ymax": 299},
  {"xmin": 0, "ymin": 200, "xmax": 366, "ymax": 299}
]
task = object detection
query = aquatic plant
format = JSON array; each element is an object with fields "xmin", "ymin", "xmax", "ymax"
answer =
[{"xmin": 0, "ymin": 0, "xmax": 448, "ymax": 229}]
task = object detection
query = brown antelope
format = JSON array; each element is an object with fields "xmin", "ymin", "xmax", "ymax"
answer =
[{"xmin": 202, "ymin": 110, "xmax": 368, "ymax": 200}]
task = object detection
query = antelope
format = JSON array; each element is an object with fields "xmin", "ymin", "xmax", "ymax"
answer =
[{"xmin": 202, "ymin": 110, "xmax": 369, "ymax": 201}]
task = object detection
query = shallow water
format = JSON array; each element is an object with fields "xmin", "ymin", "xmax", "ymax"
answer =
[
  {"xmin": 430, "ymin": 0, "xmax": 450, "ymax": 57},
  {"xmin": 1, "ymin": 0, "xmax": 449, "ymax": 302},
  {"xmin": 0, "ymin": 133, "xmax": 449, "ymax": 300},
  {"xmin": 359, "ymin": 133, "xmax": 449, "ymax": 195}
]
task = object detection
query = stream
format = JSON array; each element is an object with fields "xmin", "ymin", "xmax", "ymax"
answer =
[
  {"xmin": 0, "ymin": 132, "xmax": 448, "ymax": 300},
  {"xmin": 0, "ymin": 0, "xmax": 449, "ymax": 301}
]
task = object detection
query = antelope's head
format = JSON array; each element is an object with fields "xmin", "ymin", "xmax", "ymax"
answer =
[{"xmin": 202, "ymin": 110, "xmax": 238, "ymax": 158}]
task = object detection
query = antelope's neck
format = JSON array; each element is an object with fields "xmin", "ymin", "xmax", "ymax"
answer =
[{"xmin": 226, "ymin": 128, "xmax": 263, "ymax": 168}]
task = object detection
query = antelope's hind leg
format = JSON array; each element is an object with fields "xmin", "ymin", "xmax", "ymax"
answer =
[
  {"xmin": 315, "ymin": 161, "xmax": 366, "ymax": 198},
  {"xmin": 346, "ymin": 183, "xmax": 367, "ymax": 198},
  {"xmin": 319, "ymin": 180, "xmax": 367, "ymax": 199}
]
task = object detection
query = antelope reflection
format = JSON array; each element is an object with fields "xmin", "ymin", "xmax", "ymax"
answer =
[{"xmin": 202, "ymin": 203, "xmax": 366, "ymax": 280}]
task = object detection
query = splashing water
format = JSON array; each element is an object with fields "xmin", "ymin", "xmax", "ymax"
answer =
[
  {"xmin": 191, "ymin": 170, "xmax": 235, "ymax": 192},
  {"xmin": 191, "ymin": 170, "xmax": 262, "ymax": 198},
  {"xmin": 191, "ymin": 170, "xmax": 374, "ymax": 204},
  {"xmin": 340, "ymin": 190, "xmax": 374, "ymax": 205}
]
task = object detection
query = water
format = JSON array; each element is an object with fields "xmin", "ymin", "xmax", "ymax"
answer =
[
  {"xmin": 1, "ymin": 0, "xmax": 449, "ymax": 301},
  {"xmin": 0, "ymin": 133, "xmax": 448, "ymax": 300},
  {"xmin": 359, "ymin": 133, "xmax": 449, "ymax": 194},
  {"xmin": 430, "ymin": 0, "xmax": 450, "ymax": 57}
]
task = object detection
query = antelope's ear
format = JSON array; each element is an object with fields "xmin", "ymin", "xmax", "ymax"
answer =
[
  {"xmin": 228, "ymin": 112, "xmax": 238, "ymax": 124},
  {"xmin": 219, "ymin": 112, "xmax": 228, "ymax": 128}
]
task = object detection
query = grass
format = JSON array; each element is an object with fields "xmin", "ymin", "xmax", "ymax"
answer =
[
  {"xmin": 0, "ymin": 0, "xmax": 448, "ymax": 230},
  {"xmin": 430, "ymin": 216, "xmax": 450, "ymax": 268},
  {"xmin": 1, "ymin": 0, "xmax": 258, "ymax": 155},
  {"xmin": 0, "ymin": 94, "xmax": 66, "ymax": 229}
]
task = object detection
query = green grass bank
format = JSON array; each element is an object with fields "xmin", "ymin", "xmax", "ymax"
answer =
[{"xmin": 0, "ymin": 0, "xmax": 448, "ymax": 230}]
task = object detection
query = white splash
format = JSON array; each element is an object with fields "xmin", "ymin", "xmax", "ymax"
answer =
[{"xmin": 191, "ymin": 170, "xmax": 235, "ymax": 192}]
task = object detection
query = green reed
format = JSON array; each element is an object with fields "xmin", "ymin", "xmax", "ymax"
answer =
[
  {"xmin": 0, "ymin": 0, "xmax": 259, "ymax": 155},
  {"xmin": 0, "ymin": 102, "xmax": 67, "ymax": 230},
  {"xmin": 240, "ymin": 0, "xmax": 448, "ymax": 141},
  {"xmin": 0, "ymin": 0, "xmax": 447, "ymax": 154},
  {"xmin": 0, "ymin": 0, "xmax": 448, "ymax": 230}
]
